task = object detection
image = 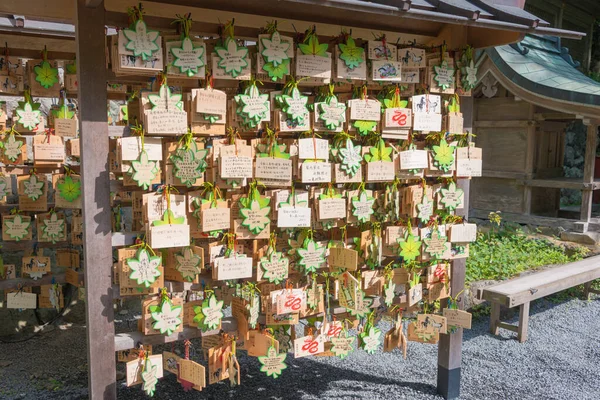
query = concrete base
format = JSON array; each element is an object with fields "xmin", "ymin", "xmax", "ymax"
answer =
[
  {"xmin": 560, "ymin": 231, "xmax": 600, "ymax": 245},
  {"xmin": 437, "ymin": 365, "xmax": 461, "ymax": 400}
]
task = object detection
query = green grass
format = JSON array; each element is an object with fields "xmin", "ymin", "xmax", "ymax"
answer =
[{"xmin": 466, "ymin": 228, "xmax": 587, "ymax": 283}]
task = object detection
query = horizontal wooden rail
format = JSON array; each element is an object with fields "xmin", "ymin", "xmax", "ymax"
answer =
[
  {"xmin": 113, "ymin": 297, "xmax": 387, "ymax": 352},
  {"xmin": 0, "ymin": 271, "xmax": 84, "ymax": 291}
]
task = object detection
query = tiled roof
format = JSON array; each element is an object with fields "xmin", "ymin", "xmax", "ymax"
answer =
[
  {"xmin": 485, "ymin": 35, "xmax": 600, "ymax": 106},
  {"xmin": 364, "ymin": 0, "xmax": 581, "ymax": 36}
]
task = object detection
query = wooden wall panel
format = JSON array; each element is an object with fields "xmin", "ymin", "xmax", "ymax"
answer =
[
  {"xmin": 475, "ymin": 97, "xmax": 532, "ymax": 121},
  {"xmin": 530, "ymin": 187, "xmax": 560, "ymax": 216},
  {"xmin": 476, "ymin": 127, "xmax": 528, "ymax": 173},
  {"xmin": 471, "ymin": 178, "xmax": 524, "ymax": 213}
]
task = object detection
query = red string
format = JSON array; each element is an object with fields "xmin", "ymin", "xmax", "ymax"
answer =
[
  {"xmin": 44, "ymin": 129, "xmax": 55, "ymax": 143},
  {"xmin": 184, "ymin": 340, "xmax": 191, "ymax": 360}
]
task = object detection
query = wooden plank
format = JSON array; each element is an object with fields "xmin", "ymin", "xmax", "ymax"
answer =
[
  {"xmin": 519, "ymin": 178, "xmax": 600, "ymax": 190},
  {"xmin": 75, "ymin": 1, "xmax": 116, "ymax": 399},
  {"xmin": 475, "ymin": 97, "xmax": 532, "ymax": 121},
  {"xmin": 481, "ymin": 170, "xmax": 528, "ymax": 179},
  {"xmin": 470, "ymin": 178, "xmax": 524, "ymax": 213},
  {"xmin": 485, "ymin": 258, "xmax": 600, "ymax": 295},
  {"xmin": 437, "ymin": 95, "xmax": 472, "ymax": 400},
  {"xmin": 533, "ymin": 112, "xmax": 577, "ymax": 121},
  {"xmin": 104, "ymin": 3, "xmax": 436, "ymax": 43},
  {"xmin": 474, "ymin": 120, "xmax": 533, "ymax": 128},
  {"xmin": 111, "ymin": 231, "xmax": 142, "ymax": 247},
  {"xmin": 0, "ymin": 240, "xmax": 70, "ymax": 251},
  {"xmin": 517, "ymin": 302, "xmax": 529, "ymax": 342},
  {"xmin": 523, "ymin": 104, "xmax": 536, "ymax": 214},
  {"xmin": 0, "ymin": 272, "xmax": 83, "ymax": 291},
  {"xmin": 497, "ymin": 322, "xmax": 519, "ymax": 333},
  {"xmin": 114, "ymin": 319, "xmax": 238, "ymax": 352},
  {"xmin": 0, "ymin": 0, "xmax": 75, "ymax": 22},
  {"xmin": 481, "ymin": 256, "xmax": 600, "ymax": 307},
  {"xmin": 108, "ymin": 125, "xmax": 130, "ymax": 137},
  {"xmin": 477, "ymin": 127, "xmax": 528, "ymax": 173},
  {"xmin": 112, "ymin": 297, "xmax": 379, "ymax": 351},
  {"xmin": 580, "ymin": 122, "xmax": 598, "ymax": 222},
  {"xmin": 469, "ymin": 209, "xmax": 581, "ymax": 230},
  {"xmin": 489, "ymin": 303, "xmax": 501, "ymax": 335},
  {"xmin": 534, "ymin": 167, "xmax": 564, "ymax": 179}
]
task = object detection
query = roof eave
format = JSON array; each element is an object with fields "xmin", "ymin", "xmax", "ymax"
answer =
[{"xmin": 478, "ymin": 53, "xmax": 600, "ymax": 119}]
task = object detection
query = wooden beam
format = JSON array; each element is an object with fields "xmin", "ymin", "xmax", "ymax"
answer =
[
  {"xmin": 584, "ymin": 20, "xmax": 594, "ymax": 73},
  {"xmin": 104, "ymin": 1, "xmax": 434, "ymax": 43},
  {"xmin": 473, "ymin": 120, "xmax": 534, "ymax": 128},
  {"xmin": 533, "ymin": 112, "xmax": 577, "ymax": 121},
  {"xmin": 114, "ymin": 319, "xmax": 238, "ymax": 352},
  {"xmin": 523, "ymin": 104, "xmax": 536, "ymax": 215},
  {"xmin": 437, "ymin": 95, "xmax": 472, "ymax": 400},
  {"xmin": 0, "ymin": 34, "xmax": 75, "ymax": 59},
  {"xmin": 580, "ymin": 122, "xmax": 598, "ymax": 222},
  {"xmin": 481, "ymin": 170, "xmax": 528, "ymax": 179},
  {"xmin": 75, "ymin": 1, "xmax": 116, "ymax": 399},
  {"xmin": 497, "ymin": 322, "xmax": 519, "ymax": 333},
  {"xmin": 470, "ymin": 209, "xmax": 581, "ymax": 229},
  {"xmin": 0, "ymin": 0, "xmax": 75, "ymax": 23},
  {"xmin": 518, "ymin": 178, "xmax": 600, "ymax": 190},
  {"xmin": 0, "ymin": 272, "xmax": 84, "ymax": 291}
]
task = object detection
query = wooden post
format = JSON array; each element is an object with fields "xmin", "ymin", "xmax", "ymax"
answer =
[
  {"xmin": 489, "ymin": 302, "xmax": 500, "ymax": 335},
  {"xmin": 523, "ymin": 104, "xmax": 536, "ymax": 215},
  {"xmin": 580, "ymin": 121, "xmax": 598, "ymax": 223},
  {"xmin": 75, "ymin": 0, "xmax": 116, "ymax": 399},
  {"xmin": 517, "ymin": 302, "xmax": 530, "ymax": 343},
  {"xmin": 437, "ymin": 96, "xmax": 472, "ymax": 399}
]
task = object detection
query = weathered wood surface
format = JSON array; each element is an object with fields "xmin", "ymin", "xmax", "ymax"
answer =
[
  {"xmin": 114, "ymin": 319, "xmax": 238, "ymax": 352},
  {"xmin": 470, "ymin": 178, "xmax": 524, "ymax": 214},
  {"xmin": 75, "ymin": 1, "xmax": 117, "ymax": 399},
  {"xmin": 0, "ymin": 272, "xmax": 84, "ymax": 291},
  {"xmin": 481, "ymin": 170, "xmax": 528, "ymax": 180},
  {"xmin": 476, "ymin": 127, "xmax": 528, "ymax": 173},
  {"xmin": 518, "ymin": 178, "xmax": 600, "ymax": 190},
  {"xmin": 580, "ymin": 122, "xmax": 599, "ymax": 222},
  {"xmin": 437, "ymin": 95, "xmax": 472, "ymax": 399},
  {"xmin": 469, "ymin": 209, "xmax": 588, "ymax": 230},
  {"xmin": 479, "ymin": 255, "xmax": 600, "ymax": 308}
]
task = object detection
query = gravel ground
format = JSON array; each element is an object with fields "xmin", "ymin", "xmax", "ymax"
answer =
[{"xmin": 1, "ymin": 295, "xmax": 599, "ymax": 400}]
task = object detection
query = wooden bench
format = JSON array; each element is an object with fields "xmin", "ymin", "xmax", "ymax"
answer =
[{"xmin": 478, "ymin": 255, "xmax": 600, "ymax": 342}]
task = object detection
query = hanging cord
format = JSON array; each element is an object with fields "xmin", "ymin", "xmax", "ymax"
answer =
[{"xmin": 172, "ymin": 13, "xmax": 193, "ymax": 39}]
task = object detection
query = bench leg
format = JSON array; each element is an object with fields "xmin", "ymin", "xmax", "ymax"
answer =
[
  {"xmin": 583, "ymin": 282, "xmax": 592, "ymax": 300},
  {"xmin": 517, "ymin": 302, "xmax": 530, "ymax": 343},
  {"xmin": 489, "ymin": 302, "xmax": 500, "ymax": 335}
]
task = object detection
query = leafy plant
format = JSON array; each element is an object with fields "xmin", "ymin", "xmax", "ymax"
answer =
[{"xmin": 466, "ymin": 227, "xmax": 588, "ymax": 283}]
